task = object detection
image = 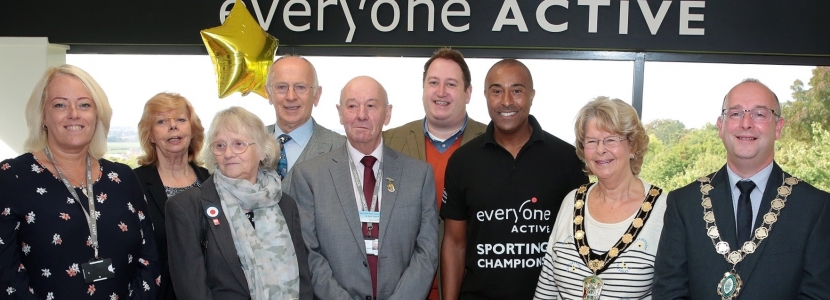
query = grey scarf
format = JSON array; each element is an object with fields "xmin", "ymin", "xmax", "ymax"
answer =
[{"xmin": 214, "ymin": 167, "xmax": 300, "ymax": 300}]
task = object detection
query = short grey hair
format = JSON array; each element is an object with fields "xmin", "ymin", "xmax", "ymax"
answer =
[{"xmin": 202, "ymin": 107, "xmax": 279, "ymax": 173}]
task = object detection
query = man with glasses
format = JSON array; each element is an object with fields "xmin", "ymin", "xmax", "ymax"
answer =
[
  {"xmin": 654, "ymin": 79, "xmax": 830, "ymax": 299},
  {"xmin": 383, "ymin": 48, "xmax": 487, "ymax": 299},
  {"xmin": 440, "ymin": 59, "xmax": 588, "ymax": 299},
  {"xmin": 265, "ymin": 55, "xmax": 345, "ymax": 193},
  {"xmin": 291, "ymin": 76, "xmax": 439, "ymax": 300}
]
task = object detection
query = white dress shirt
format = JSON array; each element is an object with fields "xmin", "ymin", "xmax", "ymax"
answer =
[{"xmin": 345, "ymin": 140, "xmax": 384, "ymax": 211}]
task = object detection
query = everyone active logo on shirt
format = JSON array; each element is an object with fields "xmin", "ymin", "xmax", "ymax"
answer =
[{"xmin": 473, "ymin": 196, "xmax": 552, "ymax": 269}]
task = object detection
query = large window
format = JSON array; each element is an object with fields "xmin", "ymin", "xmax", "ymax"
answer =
[
  {"xmin": 641, "ymin": 62, "xmax": 813, "ymax": 128},
  {"xmin": 64, "ymin": 55, "xmax": 827, "ymax": 191},
  {"xmin": 640, "ymin": 62, "xmax": 818, "ymax": 190},
  {"xmin": 67, "ymin": 55, "xmax": 633, "ymax": 164}
]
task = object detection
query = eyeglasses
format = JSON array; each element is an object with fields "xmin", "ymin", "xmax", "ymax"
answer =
[
  {"xmin": 583, "ymin": 136, "xmax": 627, "ymax": 149},
  {"xmin": 268, "ymin": 83, "xmax": 311, "ymax": 95},
  {"xmin": 721, "ymin": 108, "xmax": 779, "ymax": 122},
  {"xmin": 210, "ymin": 140, "xmax": 255, "ymax": 155}
]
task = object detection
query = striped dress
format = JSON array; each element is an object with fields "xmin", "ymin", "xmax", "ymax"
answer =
[{"xmin": 534, "ymin": 179, "xmax": 668, "ymax": 300}]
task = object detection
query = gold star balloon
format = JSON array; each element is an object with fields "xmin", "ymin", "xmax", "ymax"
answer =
[{"xmin": 201, "ymin": 0, "xmax": 278, "ymax": 98}]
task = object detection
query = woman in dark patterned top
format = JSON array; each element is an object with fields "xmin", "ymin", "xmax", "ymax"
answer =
[
  {"xmin": 0, "ymin": 64, "xmax": 159, "ymax": 299},
  {"xmin": 133, "ymin": 93, "xmax": 209, "ymax": 300}
]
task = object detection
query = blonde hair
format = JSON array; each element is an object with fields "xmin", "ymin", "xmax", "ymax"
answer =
[
  {"xmin": 574, "ymin": 97, "xmax": 649, "ymax": 175},
  {"xmin": 202, "ymin": 107, "xmax": 279, "ymax": 173},
  {"xmin": 137, "ymin": 92, "xmax": 205, "ymax": 166},
  {"xmin": 24, "ymin": 64, "xmax": 112, "ymax": 159}
]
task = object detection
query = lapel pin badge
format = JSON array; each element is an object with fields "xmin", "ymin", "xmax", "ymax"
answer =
[
  {"xmin": 205, "ymin": 206, "xmax": 221, "ymax": 226},
  {"xmin": 386, "ymin": 177, "xmax": 395, "ymax": 193}
]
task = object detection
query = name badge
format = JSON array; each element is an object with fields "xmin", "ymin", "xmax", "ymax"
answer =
[
  {"xmin": 359, "ymin": 211, "xmax": 380, "ymax": 223},
  {"xmin": 365, "ymin": 238, "xmax": 379, "ymax": 256},
  {"xmin": 81, "ymin": 258, "xmax": 115, "ymax": 283}
]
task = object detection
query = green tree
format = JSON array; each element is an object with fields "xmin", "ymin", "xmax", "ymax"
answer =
[
  {"xmin": 644, "ymin": 119, "xmax": 688, "ymax": 146},
  {"xmin": 782, "ymin": 67, "xmax": 830, "ymax": 142},
  {"xmin": 777, "ymin": 123, "xmax": 830, "ymax": 191},
  {"xmin": 641, "ymin": 124, "xmax": 725, "ymax": 191}
]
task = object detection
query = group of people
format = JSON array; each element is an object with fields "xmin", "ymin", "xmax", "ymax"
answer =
[{"xmin": 0, "ymin": 48, "xmax": 827, "ymax": 300}]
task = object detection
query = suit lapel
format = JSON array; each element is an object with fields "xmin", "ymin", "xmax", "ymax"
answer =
[
  {"xmin": 297, "ymin": 121, "xmax": 332, "ymax": 164},
  {"xmin": 737, "ymin": 163, "xmax": 784, "ymax": 281},
  {"xmin": 410, "ymin": 122, "xmax": 427, "ymax": 161},
  {"xmin": 330, "ymin": 148, "xmax": 368, "ymax": 255},
  {"xmin": 711, "ymin": 166, "xmax": 739, "ymax": 247},
  {"xmin": 378, "ymin": 147, "xmax": 402, "ymax": 250},
  {"xmin": 143, "ymin": 166, "xmax": 170, "ymax": 218},
  {"xmin": 460, "ymin": 119, "xmax": 486, "ymax": 144},
  {"xmin": 201, "ymin": 178, "xmax": 249, "ymax": 288}
]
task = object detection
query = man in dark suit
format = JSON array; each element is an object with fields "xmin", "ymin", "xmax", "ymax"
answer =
[
  {"xmin": 383, "ymin": 48, "xmax": 486, "ymax": 299},
  {"xmin": 265, "ymin": 55, "xmax": 345, "ymax": 194},
  {"xmin": 291, "ymin": 76, "xmax": 439, "ymax": 300},
  {"xmin": 653, "ymin": 79, "xmax": 830, "ymax": 299}
]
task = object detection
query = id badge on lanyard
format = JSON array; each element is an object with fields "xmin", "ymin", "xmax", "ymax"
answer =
[{"xmin": 45, "ymin": 147, "xmax": 114, "ymax": 283}]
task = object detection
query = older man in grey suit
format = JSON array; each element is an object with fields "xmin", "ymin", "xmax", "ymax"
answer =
[
  {"xmin": 265, "ymin": 55, "xmax": 345, "ymax": 194},
  {"xmin": 291, "ymin": 76, "xmax": 439, "ymax": 300}
]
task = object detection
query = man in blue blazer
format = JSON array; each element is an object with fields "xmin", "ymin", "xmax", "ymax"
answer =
[
  {"xmin": 653, "ymin": 79, "xmax": 830, "ymax": 299},
  {"xmin": 291, "ymin": 76, "xmax": 439, "ymax": 300},
  {"xmin": 265, "ymin": 55, "xmax": 345, "ymax": 194}
]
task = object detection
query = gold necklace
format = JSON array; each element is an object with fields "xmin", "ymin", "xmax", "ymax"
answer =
[
  {"xmin": 572, "ymin": 182, "xmax": 663, "ymax": 299},
  {"xmin": 697, "ymin": 172, "xmax": 798, "ymax": 300}
]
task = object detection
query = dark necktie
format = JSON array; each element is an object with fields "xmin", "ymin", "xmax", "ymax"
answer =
[
  {"xmin": 736, "ymin": 180, "xmax": 756, "ymax": 246},
  {"xmin": 360, "ymin": 155, "xmax": 378, "ymax": 298},
  {"xmin": 277, "ymin": 134, "xmax": 292, "ymax": 179}
]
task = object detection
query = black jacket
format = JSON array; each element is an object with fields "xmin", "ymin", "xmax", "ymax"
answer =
[{"xmin": 134, "ymin": 162, "xmax": 210, "ymax": 300}]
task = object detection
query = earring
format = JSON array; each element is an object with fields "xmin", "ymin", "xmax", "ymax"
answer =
[
  {"xmin": 630, "ymin": 154, "xmax": 635, "ymax": 160},
  {"xmin": 43, "ymin": 125, "xmax": 48, "ymax": 131}
]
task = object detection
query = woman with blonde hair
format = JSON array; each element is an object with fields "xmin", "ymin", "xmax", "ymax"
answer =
[
  {"xmin": 0, "ymin": 64, "xmax": 159, "ymax": 299},
  {"xmin": 535, "ymin": 97, "xmax": 667, "ymax": 299},
  {"xmin": 134, "ymin": 92, "xmax": 209, "ymax": 300},
  {"xmin": 166, "ymin": 106, "xmax": 312, "ymax": 300}
]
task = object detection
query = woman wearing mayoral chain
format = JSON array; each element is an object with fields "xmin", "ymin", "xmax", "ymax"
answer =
[{"xmin": 534, "ymin": 97, "xmax": 667, "ymax": 300}]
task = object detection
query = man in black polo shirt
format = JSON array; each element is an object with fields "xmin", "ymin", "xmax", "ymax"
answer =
[{"xmin": 440, "ymin": 59, "xmax": 588, "ymax": 299}]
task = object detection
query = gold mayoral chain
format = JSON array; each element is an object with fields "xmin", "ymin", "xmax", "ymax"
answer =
[
  {"xmin": 572, "ymin": 182, "xmax": 663, "ymax": 300},
  {"xmin": 697, "ymin": 172, "xmax": 799, "ymax": 300}
]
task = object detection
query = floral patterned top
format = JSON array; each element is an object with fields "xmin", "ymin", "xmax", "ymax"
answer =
[{"xmin": 0, "ymin": 153, "xmax": 159, "ymax": 300}]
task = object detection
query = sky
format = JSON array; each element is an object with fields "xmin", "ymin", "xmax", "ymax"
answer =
[{"xmin": 64, "ymin": 54, "xmax": 814, "ymax": 149}]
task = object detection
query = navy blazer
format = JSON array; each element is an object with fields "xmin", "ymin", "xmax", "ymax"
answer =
[
  {"xmin": 134, "ymin": 162, "xmax": 210, "ymax": 300},
  {"xmin": 654, "ymin": 163, "xmax": 830, "ymax": 299}
]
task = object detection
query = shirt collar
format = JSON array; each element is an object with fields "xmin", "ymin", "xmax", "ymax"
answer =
[
  {"xmin": 273, "ymin": 117, "xmax": 314, "ymax": 148},
  {"xmin": 424, "ymin": 114, "xmax": 469, "ymax": 149},
  {"xmin": 482, "ymin": 114, "xmax": 545, "ymax": 146},
  {"xmin": 726, "ymin": 161, "xmax": 774, "ymax": 194},
  {"xmin": 346, "ymin": 139, "xmax": 384, "ymax": 166}
]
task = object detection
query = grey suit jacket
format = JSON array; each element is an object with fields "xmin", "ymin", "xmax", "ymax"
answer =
[
  {"xmin": 653, "ymin": 163, "xmax": 830, "ymax": 299},
  {"xmin": 290, "ymin": 145, "xmax": 439, "ymax": 300},
  {"xmin": 267, "ymin": 118, "xmax": 345, "ymax": 195},
  {"xmin": 382, "ymin": 118, "xmax": 487, "ymax": 161},
  {"xmin": 165, "ymin": 176, "xmax": 314, "ymax": 300}
]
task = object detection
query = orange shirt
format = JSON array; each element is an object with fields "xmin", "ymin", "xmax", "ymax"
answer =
[{"xmin": 425, "ymin": 136, "xmax": 463, "ymax": 211}]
